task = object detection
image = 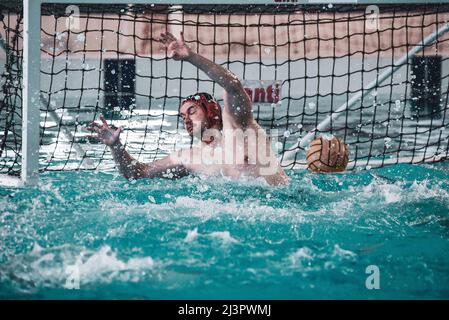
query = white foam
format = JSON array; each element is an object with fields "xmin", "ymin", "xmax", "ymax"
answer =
[
  {"xmin": 73, "ymin": 246, "xmax": 154, "ymax": 283},
  {"xmin": 381, "ymin": 184, "xmax": 403, "ymax": 204},
  {"xmin": 249, "ymin": 250, "xmax": 275, "ymax": 258},
  {"xmin": 331, "ymin": 244, "xmax": 356, "ymax": 259},
  {"xmin": 357, "ymin": 178, "xmax": 449, "ymax": 207},
  {"xmin": 208, "ymin": 231, "xmax": 239, "ymax": 244},
  {"xmin": 288, "ymin": 247, "xmax": 313, "ymax": 266},
  {"xmin": 409, "ymin": 180, "xmax": 449, "ymax": 202},
  {"xmin": 30, "ymin": 242, "xmax": 44, "ymax": 256},
  {"xmin": 15, "ymin": 245, "xmax": 155, "ymax": 288},
  {"xmin": 184, "ymin": 228, "xmax": 199, "ymax": 242},
  {"xmin": 184, "ymin": 228, "xmax": 239, "ymax": 245}
]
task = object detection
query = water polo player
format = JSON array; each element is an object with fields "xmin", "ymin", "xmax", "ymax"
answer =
[{"xmin": 90, "ymin": 32, "xmax": 289, "ymax": 186}]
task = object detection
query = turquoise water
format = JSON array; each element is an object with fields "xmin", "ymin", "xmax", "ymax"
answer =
[{"xmin": 1, "ymin": 163, "xmax": 449, "ymax": 299}]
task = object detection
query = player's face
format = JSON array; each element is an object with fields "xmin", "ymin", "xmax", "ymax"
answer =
[{"xmin": 179, "ymin": 101, "xmax": 208, "ymax": 137}]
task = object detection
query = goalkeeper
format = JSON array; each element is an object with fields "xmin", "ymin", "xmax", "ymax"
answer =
[{"xmin": 90, "ymin": 32, "xmax": 289, "ymax": 186}]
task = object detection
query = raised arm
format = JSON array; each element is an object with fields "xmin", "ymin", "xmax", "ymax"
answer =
[
  {"xmin": 89, "ymin": 115, "xmax": 187, "ymax": 180},
  {"xmin": 159, "ymin": 32, "xmax": 253, "ymax": 127}
]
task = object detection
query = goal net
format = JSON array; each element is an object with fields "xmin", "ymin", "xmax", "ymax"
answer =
[{"xmin": 1, "ymin": 1, "xmax": 449, "ymax": 180}]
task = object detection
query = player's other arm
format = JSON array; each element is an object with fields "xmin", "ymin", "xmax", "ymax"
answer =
[
  {"xmin": 89, "ymin": 115, "xmax": 187, "ymax": 180},
  {"xmin": 159, "ymin": 32, "xmax": 253, "ymax": 128},
  {"xmin": 110, "ymin": 142, "xmax": 186, "ymax": 179}
]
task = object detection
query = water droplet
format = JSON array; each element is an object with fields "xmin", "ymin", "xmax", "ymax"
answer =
[
  {"xmin": 76, "ymin": 33, "xmax": 85, "ymax": 42},
  {"xmin": 307, "ymin": 102, "xmax": 316, "ymax": 111},
  {"xmin": 275, "ymin": 142, "xmax": 283, "ymax": 150}
]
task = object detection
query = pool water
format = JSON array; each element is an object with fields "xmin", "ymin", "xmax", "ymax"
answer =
[{"xmin": 1, "ymin": 163, "xmax": 449, "ymax": 299}]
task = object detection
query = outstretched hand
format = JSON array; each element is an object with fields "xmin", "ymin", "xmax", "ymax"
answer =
[
  {"xmin": 88, "ymin": 115, "xmax": 122, "ymax": 146},
  {"xmin": 159, "ymin": 31, "xmax": 191, "ymax": 61}
]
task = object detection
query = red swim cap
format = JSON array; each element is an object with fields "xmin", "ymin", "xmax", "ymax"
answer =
[{"xmin": 181, "ymin": 92, "xmax": 223, "ymax": 130}]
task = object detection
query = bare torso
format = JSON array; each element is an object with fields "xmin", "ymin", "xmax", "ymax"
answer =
[{"xmin": 176, "ymin": 115, "xmax": 289, "ymax": 185}]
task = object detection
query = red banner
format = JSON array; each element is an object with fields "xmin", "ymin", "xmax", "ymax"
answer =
[{"xmin": 242, "ymin": 80, "xmax": 282, "ymax": 105}]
